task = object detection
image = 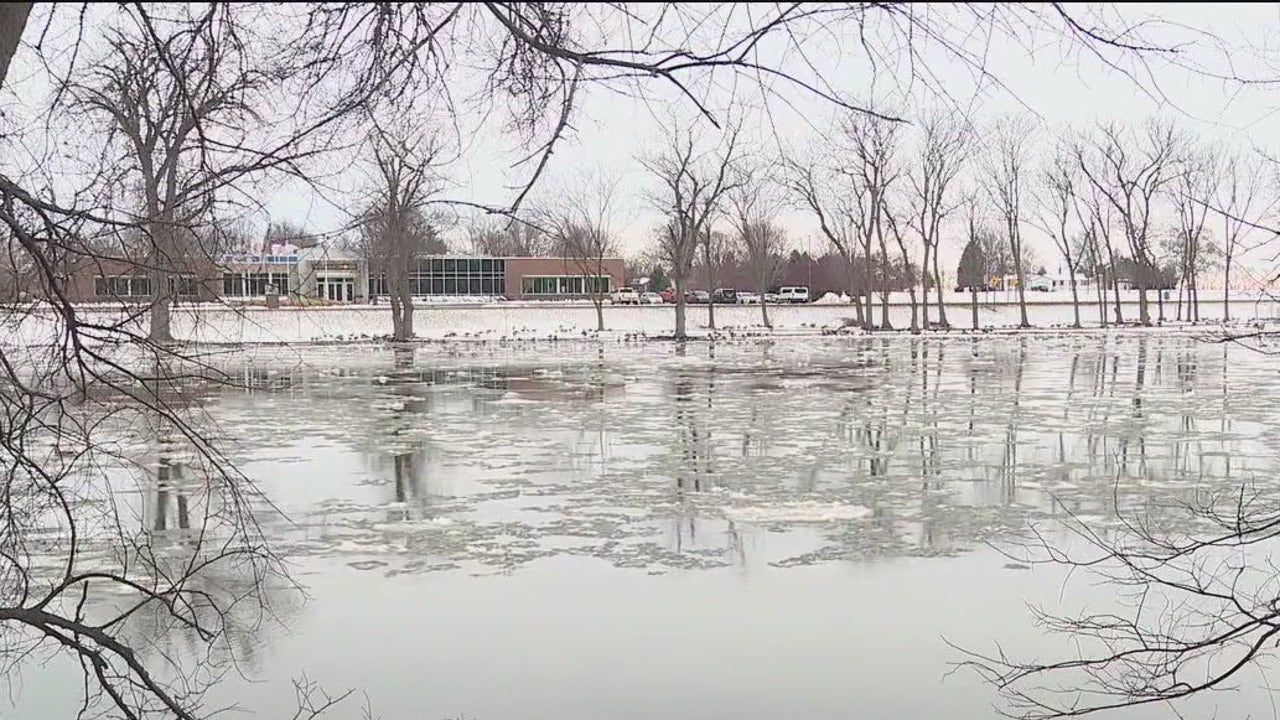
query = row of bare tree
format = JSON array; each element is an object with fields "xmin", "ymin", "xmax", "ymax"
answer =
[
  {"xmin": 640, "ymin": 111, "xmax": 1272, "ymax": 337},
  {"xmin": 1026, "ymin": 119, "xmax": 1268, "ymax": 328}
]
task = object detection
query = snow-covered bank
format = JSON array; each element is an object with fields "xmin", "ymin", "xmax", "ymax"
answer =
[{"xmin": 5, "ymin": 296, "xmax": 1280, "ymax": 347}]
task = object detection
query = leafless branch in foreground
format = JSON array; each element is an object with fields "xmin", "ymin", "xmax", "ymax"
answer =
[{"xmin": 955, "ymin": 481, "xmax": 1280, "ymax": 720}]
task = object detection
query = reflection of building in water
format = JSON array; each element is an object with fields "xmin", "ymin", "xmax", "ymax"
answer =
[
  {"xmin": 235, "ymin": 366, "xmax": 296, "ymax": 392},
  {"xmin": 153, "ymin": 459, "xmax": 191, "ymax": 532}
]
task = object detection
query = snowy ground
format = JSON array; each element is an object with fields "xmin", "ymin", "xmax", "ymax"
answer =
[{"xmin": 7, "ymin": 289, "xmax": 1280, "ymax": 347}]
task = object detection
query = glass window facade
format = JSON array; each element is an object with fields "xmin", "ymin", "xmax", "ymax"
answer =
[
  {"xmin": 223, "ymin": 272, "xmax": 290, "ymax": 297},
  {"xmin": 169, "ymin": 276, "xmax": 198, "ymax": 297},
  {"xmin": 94, "ymin": 276, "xmax": 152, "ymax": 297},
  {"xmin": 370, "ymin": 257, "xmax": 506, "ymax": 297},
  {"xmin": 521, "ymin": 275, "xmax": 611, "ymax": 296}
]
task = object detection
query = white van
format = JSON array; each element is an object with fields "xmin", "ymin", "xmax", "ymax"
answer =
[
  {"xmin": 610, "ymin": 287, "xmax": 640, "ymax": 305},
  {"xmin": 778, "ymin": 286, "xmax": 810, "ymax": 304}
]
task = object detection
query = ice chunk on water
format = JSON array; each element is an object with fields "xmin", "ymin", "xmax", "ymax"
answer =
[{"xmin": 722, "ymin": 500, "xmax": 873, "ymax": 524}]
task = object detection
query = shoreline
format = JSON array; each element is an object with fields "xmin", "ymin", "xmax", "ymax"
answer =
[{"xmin": 45, "ymin": 322, "xmax": 1274, "ymax": 351}]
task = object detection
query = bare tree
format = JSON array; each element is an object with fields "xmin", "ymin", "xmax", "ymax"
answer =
[
  {"xmin": 1215, "ymin": 150, "xmax": 1266, "ymax": 322},
  {"xmin": 701, "ymin": 228, "xmax": 733, "ymax": 330},
  {"xmin": 540, "ymin": 173, "xmax": 620, "ymax": 331},
  {"xmin": 985, "ymin": 117, "xmax": 1037, "ymax": 328},
  {"xmin": 910, "ymin": 109, "xmax": 970, "ymax": 329},
  {"xmin": 729, "ymin": 171, "xmax": 786, "ymax": 329},
  {"xmin": 64, "ymin": 10, "xmax": 328, "ymax": 342},
  {"xmin": 1075, "ymin": 120, "xmax": 1181, "ymax": 326},
  {"xmin": 466, "ymin": 217, "xmax": 551, "ymax": 257},
  {"xmin": 1075, "ymin": 227, "xmax": 1108, "ymax": 327},
  {"xmin": 1170, "ymin": 141, "xmax": 1218, "ymax": 322},
  {"xmin": 1072, "ymin": 166, "xmax": 1125, "ymax": 325},
  {"xmin": 1033, "ymin": 143, "xmax": 1083, "ymax": 328},
  {"xmin": 364, "ymin": 121, "xmax": 446, "ymax": 341},
  {"xmin": 884, "ymin": 205, "xmax": 920, "ymax": 333},
  {"xmin": 782, "ymin": 153, "xmax": 865, "ymax": 326},
  {"xmin": 642, "ymin": 119, "xmax": 743, "ymax": 339},
  {"xmin": 264, "ymin": 220, "xmax": 319, "ymax": 252},
  {"xmin": 844, "ymin": 111, "xmax": 903, "ymax": 331},
  {"xmin": 956, "ymin": 235, "xmax": 985, "ymax": 330}
]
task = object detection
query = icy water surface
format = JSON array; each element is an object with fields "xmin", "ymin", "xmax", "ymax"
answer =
[{"xmin": 17, "ymin": 333, "xmax": 1280, "ymax": 719}]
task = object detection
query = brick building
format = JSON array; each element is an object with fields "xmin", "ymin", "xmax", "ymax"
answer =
[{"xmin": 57, "ymin": 251, "xmax": 625, "ymax": 303}]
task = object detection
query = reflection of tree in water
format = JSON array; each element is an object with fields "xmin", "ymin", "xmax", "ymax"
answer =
[
  {"xmin": 117, "ymin": 432, "xmax": 301, "ymax": 684},
  {"xmin": 672, "ymin": 369, "xmax": 714, "ymax": 495},
  {"xmin": 187, "ymin": 335, "xmax": 1272, "ymax": 576},
  {"xmin": 667, "ymin": 342, "xmax": 746, "ymax": 562},
  {"xmin": 788, "ymin": 332, "xmax": 1267, "ymax": 564},
  {"xmin": 380, "ymin": 353, "xmax": 435, "ymax": 522},
  {"xmin": 154, "ymin": 456, "xmax": 191, "ymax": 533}
]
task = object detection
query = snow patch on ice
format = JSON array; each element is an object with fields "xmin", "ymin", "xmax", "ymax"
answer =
[{"xmin": 723, "ymin": 501, "xmax": 873, "ymax": 524}]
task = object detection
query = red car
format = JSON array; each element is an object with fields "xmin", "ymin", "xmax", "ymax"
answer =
[{"xmin": 659, "ymin": 288, "xmax": 677, "ymax": 303}]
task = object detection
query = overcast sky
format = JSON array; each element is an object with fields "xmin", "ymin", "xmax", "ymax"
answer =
[{"xmin": 10, "ymin": 3, "xmax": 1280, "ymax": 283}]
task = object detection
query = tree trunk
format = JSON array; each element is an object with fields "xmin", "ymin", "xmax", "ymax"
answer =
[
  {"xmin": 594, "ymin": 297, "xmax": 605, "ymax": 331},
  {"xmin": 1223, "ymin": 254, "xmax": 1232, "ymax": 322},
  {"xmin": 388, "ymin": 256, "xmax": 414, "ymax": 341},
  {"xmin": 147, "ymin": 221, "xmax": 173, "ymax": 343},
  {"xmin": 920, "ymin": 242, "xmax": 932, "ymax": 330},
  {"xmin": 1107, "ymin": 248, "xmax": 1123, "ymax": 324},
  {"xmin": 402, "ymin": 289, "xmax": 414, "ymax": 339},
  {"xmin": 390, "ymin": 292, "xmax": 403, "ymax": 340},
  {"xmin": 1014, "ymin": 255, "xmax": 1030, "ymax": 329},
  {"xmin": 0, "ymin": 3, "xmax": 32, "ymax": 92},
  {"xmin": 1191, "ymin": 273, "xmax": 1198, "ymax": 322},
  {"xmin": 970, "ymin": 289, "xmax": 979, "ymax": 330},
  {"xmin": 1155, "ymin": 282, "xmax": 1164, "ymax": 323},
  {"xmin": 878, "ymin": 234, "xmax": 892, "ymax": 331},
  {"xmin": 1095, "ymin": 272, "xmax": 1107, "ymax": 328},
  {"xmin": 674, "ymin": 279, "xmax": 687, "ymax": 339},
  {"xmin": 1069, "ymin": 274, "xmax": 1081, "ymax": 329},
  {"xmin": 149, "ymin": 276, "xmax": 173, "ymax": 342},
  {"xmin": 846, "ymin": 255, "xmax": 864, "ymax": 327},
  {"xmin": 907, "ymin": 287, "xmax": 919, "ymax": 334},
  {"xmin": 389, "ymin": 294, "xmax": 401, "ymax": 339},
  {"xmin": 1138, "ymin": 286, "xmax": 1151, "ymax": 326},
  {"xmin": 703, "ymin": 253, "xmax": 716, "ymax": 331},
  {"xmin": 932, "ymin": 248, "xmax": 948, "ymax": 328},
  {"xmin": 760, "ymin": 298, "xmax": 771, "ymax": 329},
  {"xmin": 863, "ymin": 243, "xmax": 876, "ymax": 330}
]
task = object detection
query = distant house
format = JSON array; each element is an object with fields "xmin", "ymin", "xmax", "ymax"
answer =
[{"xmin": 1045, "ymin": 273, "xmax": 1091, "ymax": 291}]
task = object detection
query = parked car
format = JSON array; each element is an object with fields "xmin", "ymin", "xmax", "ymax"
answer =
[
  {"xmin": 778, "ymin": 286, "xmax": 811, "ymax": 304},
  {"xmin": 764, "ymin": 292, "xmax": 780, "ymax": 304},
  {"xmin": 686, "ymin": 290, "xmax": 711, "ymax": 304},
  {"xmin": 736, "ymin": 291, "xmax": 760, "ymax": 304},
  {"xmin": 712, "ymin": 288, "xmax": 738, "ymax": 304},
  {"xmin": 641, "ymin": 291, "xmax": 663, "ymax": 304},
  {"xmin": 610, "ymin": 287, "xmax": 640, "ymax": 305},
  {"xmin": 659, "ymin": 288, "xmax": 677, "ymax": 303}
]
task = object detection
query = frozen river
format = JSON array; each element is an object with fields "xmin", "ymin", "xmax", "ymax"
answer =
[{"xmin": 13, "ymin": 333, "xmax": 1280, "ymax": 719}]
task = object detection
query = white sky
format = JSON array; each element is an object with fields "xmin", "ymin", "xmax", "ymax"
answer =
[{"xmin": 8, "ymin": 3, "xmax": 1280, "ymax": 283}]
